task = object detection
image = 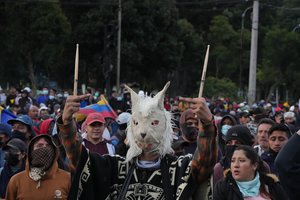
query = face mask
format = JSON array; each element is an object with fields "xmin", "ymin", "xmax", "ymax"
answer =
[
  {"xmin": 49, "ymin": 95, "xmax": 54, "ymax": 100},
  {"xmin": 117, "ymin": 96, "xmax": 122, "ymax": 101},
  {"xmin": 181, "ymin": 124, "xmax": 198, "ymax": 142},
  {"xmin": 221, "ymin": 125, "xmax": 232, "ymax": 136},
  {"xmin": 4, "ymin": 152, "xmax": 20, "ymax": 166},
  {"xmin": 43, "ymin": 90, "xmax": 49, "ymax": 95},
  {"xmin": 30, "ymin": 146, "xmax": 55, "ymax": 171},
  {"xmin": 63, "ymin": 93, "xmax": 69, "ymax": 98},
  {"xmin": 12, "ymin": 130, "xmax": 27, "ymax": 141}
]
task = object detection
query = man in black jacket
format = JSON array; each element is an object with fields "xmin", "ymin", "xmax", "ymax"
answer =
[{"xmin": 275, "ymin": 129, "xmax": 300, "ymax": 200}]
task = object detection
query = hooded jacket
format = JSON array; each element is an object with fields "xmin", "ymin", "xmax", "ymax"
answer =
[
  {"xmin": 218, "ymin": 115, "xmax": 237, "ymax": 156},
  {"xmin": 5, "ymin": 135, "xmax": 70, "ymax": 200}
]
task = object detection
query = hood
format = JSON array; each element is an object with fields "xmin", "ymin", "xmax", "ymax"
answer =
[
  {"xmin": 39, "ymin": 118, "xmax": 54, "ymax": 135},
  {"xmin": 219, "ymin": 115, "xmax": 237, "ymax": 126},
  {"xmin": 218, "ymin": 114, "xmax": 238, "ymax": 135},
  {"xmin": 26, "ymin": 134, "xmax": 59, "ymax": 178}
]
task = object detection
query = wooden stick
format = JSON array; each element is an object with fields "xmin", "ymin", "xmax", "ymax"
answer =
[
  {"xmin": 73, "ymin": 44, "xmax": 79, "ymax": 95},
  {"xmin": 198, "ymin": 45, "xmax": 210, "ymax": 97}
]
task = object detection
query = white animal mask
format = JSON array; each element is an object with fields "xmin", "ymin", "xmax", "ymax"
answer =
[{"xmin": 125, "ymin": 82, "xmax": 174, "ymax": 162}]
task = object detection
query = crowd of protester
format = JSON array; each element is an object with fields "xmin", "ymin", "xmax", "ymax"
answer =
[{"xmin": 0, "ymin": 84, "xmax": 299, "ymax": 199}]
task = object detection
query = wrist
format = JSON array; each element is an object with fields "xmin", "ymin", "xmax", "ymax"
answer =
[{"xmin": 200, "ymin": 115, "xmax": 214, "ymax": 126}]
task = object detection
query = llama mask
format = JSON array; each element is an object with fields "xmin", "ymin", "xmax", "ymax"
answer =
[{"xmin": 125, "ymin": 82, "xmax": 174, "ymax": 162}]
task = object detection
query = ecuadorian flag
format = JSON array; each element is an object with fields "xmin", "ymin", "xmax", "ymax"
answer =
[
  {"xmin": 75, "ymin": 95, "xmax": 117, "ymax": 122},
  {"xmin": 0, "ymin": 106, "xmax": 16, "ymax": 125}
]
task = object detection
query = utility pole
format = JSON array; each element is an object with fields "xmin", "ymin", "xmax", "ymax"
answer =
[
  {"xmin": 247, "ymin": 0, "xmax": 259, "ymax": 106},
  {"xmin": 116, "ymin": 0, "xmax": 122, "ymax": 94},
  {"xmin": 239, "ymin": 6, "xmax": 252, "ymax": 97}
]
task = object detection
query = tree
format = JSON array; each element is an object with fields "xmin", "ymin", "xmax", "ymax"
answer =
[
  {"xmin": 203, "ymin": 76, "xmax": 238, "ymax": 100},
  {"xmin": 260, "ymin": 27, "xmax": 300, "ymax": 101},
  {"xmin": 1, "ymin": 1, "xmax": 71, "ymax": 91},
  {"xmin": 207, "ymin": 15, "xmax": 240, "ymax": 80}
]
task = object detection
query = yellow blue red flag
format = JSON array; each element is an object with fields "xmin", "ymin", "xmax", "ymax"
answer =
[{"xmin": 75, "ymin": 95, "xmax": 117, "ymax": 122}]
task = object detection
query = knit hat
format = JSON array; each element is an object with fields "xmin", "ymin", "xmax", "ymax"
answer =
[
  {"xmin": 179, "ymin": 109, "xmax": 196, "ymax": 125},
  {"xmin": 225, "ymin": 125, "xmax": 253, "ymax": 146}
]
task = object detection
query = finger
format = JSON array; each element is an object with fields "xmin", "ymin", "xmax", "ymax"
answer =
[
  {"xmin": 66, "ymin": 94, "xmax": 91, "ymax": 103},
  {"xmin": 65, "ymin": 102, "xmax": 81, "ymax": 108},
  {"xmin": 179, "ymin": 97, "xmax": 205, "ymax": 104},
  {"xmin": 179, "ymin": 97, "xmax": 195, "ymax": 103}
]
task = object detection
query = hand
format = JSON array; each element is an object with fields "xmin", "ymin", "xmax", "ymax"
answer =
[
  {"xmin": 62, "ymin": 94, "xmax": 90, "ymax": 125},
  {"xmin": 179, "ymin": 97, "xmax": 213, "ymax": 123}
]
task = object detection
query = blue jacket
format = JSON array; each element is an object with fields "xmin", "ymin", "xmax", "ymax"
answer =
[{"xmin": 0, "ymin": 161, "xmax": 25, "ymax": 198}]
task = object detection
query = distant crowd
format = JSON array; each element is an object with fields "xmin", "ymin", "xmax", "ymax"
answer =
[{"xmin": 0, "ymin": 84, "xmax": 299, "ymax": 200}]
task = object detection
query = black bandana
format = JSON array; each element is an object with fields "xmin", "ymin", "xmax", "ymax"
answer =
[{"xmin": 30, "ymin": 146, "xmax": 55, "ymax": 171}]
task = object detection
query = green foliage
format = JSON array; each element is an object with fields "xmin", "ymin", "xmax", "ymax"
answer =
[
  {"xmin": 0, "ymin": 1, "xmax": 71, "ymax": 88},
  {"xmin": 203, "ymin": 76, "xmax": 238, "ymax": 100},
  {"xmin": 0, "ymin": 0, "xmax": 300, "ymax": 103},
  {"xmin": 207, "ymin": 15, "xmax": 240, "ymax": 79}
]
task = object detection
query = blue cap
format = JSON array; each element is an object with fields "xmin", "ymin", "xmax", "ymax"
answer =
[
  {"xmin": 0, "ymin": 123, "xmax": 12, "ymax": 137},
  {"xmin": 7, "ymin": 115, "xmax": 33, "ymax": 127}
]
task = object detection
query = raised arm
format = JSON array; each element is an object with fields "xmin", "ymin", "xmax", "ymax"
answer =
[
  {"xmin": 180, "ymin": 97, "xmax": 217, "ymax": 184},
  {"xmin": 57, "ymin": 94, "xmax": 90, "ymax": 172}
]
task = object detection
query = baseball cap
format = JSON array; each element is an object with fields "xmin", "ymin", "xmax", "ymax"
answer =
[
  {"xmin": 23, "ymin": 87, "xmax": 31, "ymax": 93},
  {"xmin": 85, "ymin": 113, "xmax": 105, "ymax": 125},
  {"xmin": 7, "ymin": 115, "xmax": 33, "ymax": 127},
  {"xmin": 116, "ymin": 112, "xmax": 131, "ymax": 125},
  {"xmin": 3, "ymin": 138, "xmax": 27, "ymax": 152}
]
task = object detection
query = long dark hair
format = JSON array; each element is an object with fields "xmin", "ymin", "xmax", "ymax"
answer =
[{"xmin": 234, "ymin": 145, "xmax": 271, "ymax": 198}]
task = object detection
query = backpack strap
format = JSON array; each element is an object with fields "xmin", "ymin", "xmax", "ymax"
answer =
[
  {"xmin": 161, "ymin": 155, "xmax": 175, "ymax": 200},
  {"xmin": 117, "ymin": 159, "xmax": 136, "ymax": 200}
]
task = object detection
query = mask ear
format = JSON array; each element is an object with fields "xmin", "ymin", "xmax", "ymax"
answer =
[
  {"xmin": 124, "ymin": 85, "xmax": 139, "ymax": 110},
  {"xmin": 153, "ymin": 82, "xmax": 170, "ymax": 110}
]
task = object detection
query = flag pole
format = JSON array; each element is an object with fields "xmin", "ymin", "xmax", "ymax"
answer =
[
  {"xmin": 73, "ymin": 44, "xmax": 79, "ymax": 95},
  {"xmin": 198, "ymin": 45, "xmax": 210, "ymax": 97}
]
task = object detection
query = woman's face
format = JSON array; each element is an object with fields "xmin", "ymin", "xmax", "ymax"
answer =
[{"xmin": 230, "ymin": 150, "xmax": 257, "ymax": 182}]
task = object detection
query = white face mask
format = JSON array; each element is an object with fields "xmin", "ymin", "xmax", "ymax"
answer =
[
  {"xmin": 49, "ymin": 95, "xmax": 55, "ymax": 100},
  {"xmin": 221, "ymin": 124, "xmax": 232, "ymax": 136},
  {"xmin": 63, "ymin": 93, "xmax": 69, "ymax": 98},
  {"xmin": 43, "ymin": 90, "xmax": 49, "ymax": 95}
]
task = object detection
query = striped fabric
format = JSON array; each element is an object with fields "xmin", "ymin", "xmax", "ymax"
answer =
[
  {"xmin": 75, "ymin": 95, "xmax": 117, "ymax": 122},
  {"xmin": 192, "ymin": 122, "xmax": 218, "ymax": 184}
]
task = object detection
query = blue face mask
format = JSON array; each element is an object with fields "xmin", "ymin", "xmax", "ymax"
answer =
[
  {"xmin": 49, "ymin": 95, "xmax": 55, "ymax": 100},
  {"xmin": 221, "ymin": 124, "xmax": 232, "ymax": 136}
]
